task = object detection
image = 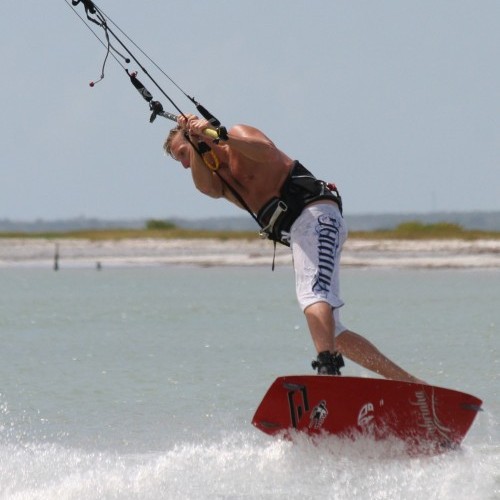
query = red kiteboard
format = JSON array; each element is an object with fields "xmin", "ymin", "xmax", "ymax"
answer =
[{"xmin": 252, "ymin": 376, "xmax": 482, "ymax": 455}]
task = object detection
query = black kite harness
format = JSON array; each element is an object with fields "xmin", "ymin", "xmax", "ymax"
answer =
[{"xmin": 257, "ymin": 162, "xmax": 342, "ymax": 247}]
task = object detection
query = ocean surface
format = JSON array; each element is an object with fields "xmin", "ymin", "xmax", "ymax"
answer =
[{"xmin": 0, "ymin": 265, "xmax": 498, "ymax": 499}]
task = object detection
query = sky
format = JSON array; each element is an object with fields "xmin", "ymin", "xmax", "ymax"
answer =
[{"xmin": 1, "ymin": 1, "xmax": 499, "ymax": 222}]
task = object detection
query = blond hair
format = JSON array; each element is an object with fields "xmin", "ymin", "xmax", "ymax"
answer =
[{"xmin": 163, "ymin": 126, "xmax": 182, "ymax": 156}]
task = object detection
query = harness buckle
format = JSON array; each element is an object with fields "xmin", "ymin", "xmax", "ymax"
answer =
[{"xmin": 259, "ymin": 200, "xmax": 288, "ymax": 239}]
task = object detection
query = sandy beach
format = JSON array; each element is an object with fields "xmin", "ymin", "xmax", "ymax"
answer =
[{"xmin": 1, "ymin": 237, "xmax": 499, "ymax": 269}]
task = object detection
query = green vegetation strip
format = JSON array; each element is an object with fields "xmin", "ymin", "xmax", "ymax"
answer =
[
  {"xmin": 0, "ymin": 222, "xmax": 499, "ymax": 241},
  {"xmin": 351, "ymin": 222, "xmax": 500, "ymax": 240}
]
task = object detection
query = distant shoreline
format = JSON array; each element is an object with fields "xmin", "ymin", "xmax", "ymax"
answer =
[
  {"xmin": 1, "ymin": 236, "xmax": 499, "ymax": 269},
  {"xmin": 1, "ymin": 220, "xmax": 500, "ymax": 242},
  {"xmin": 2, "ymin": 210, "xmax": 500, "ymax": 233}
]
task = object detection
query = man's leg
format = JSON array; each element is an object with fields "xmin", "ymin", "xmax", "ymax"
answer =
[
  {"xmin": 335, "ymin": 329, "xmax": 424, "ymax": 384},
  {"xmin": 304, "ymin": 301, "xmax": 344, "ymax": 375},
  {"xmin": 293, "ymin": 204, "xmax": 423, "ymax": 383},
  {"xmin": 304, "ymin": 301, "xmax": 336, "ymax": 353},
  {"xmin": 304, "ymin": 302, "xmax": 423, "ymax": 383}
]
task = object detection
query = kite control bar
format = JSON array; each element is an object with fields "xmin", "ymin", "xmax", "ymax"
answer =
[{"xmin": 128, "ymin": 71, "xmax": 227, "ymax": 141}]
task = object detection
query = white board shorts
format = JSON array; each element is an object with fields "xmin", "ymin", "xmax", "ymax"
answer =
[{"xmin": 290, "ymin": 202, "xmax": 348, "ymax": 336}]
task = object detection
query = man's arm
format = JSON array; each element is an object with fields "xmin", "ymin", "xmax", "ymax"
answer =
[
  {"xmin": 223, "ymin": 124, "xmax": 281, "ymax": 163},
  {"xmin": 178, "ymin": 114, "xmax": 281, "ymax": 208},
  {"xmin": 187, "ymin": 144, "xmax": 225, "ymax": 198},
  {"xmin": 186, "ymin": 134, "xmax": 245, "ymax": 208},
  {"xmin": 181, "ymin": 115, "xmax": 281, "ymax": 164}
]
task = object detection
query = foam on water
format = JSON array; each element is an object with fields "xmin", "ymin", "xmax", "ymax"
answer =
[{"xmin": 1, "ymin": 429, "xmax": 499, "ymax": 500}]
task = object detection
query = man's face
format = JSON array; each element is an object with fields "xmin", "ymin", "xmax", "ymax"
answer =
[{"xmin": 170, "ymin": 133, "xmax": 191, "ymax": 169}]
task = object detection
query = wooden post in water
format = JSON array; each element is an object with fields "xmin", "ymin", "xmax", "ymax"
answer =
[{"xmin": 53, "ymin": 243, "xmax": 60, "ymax": 271}]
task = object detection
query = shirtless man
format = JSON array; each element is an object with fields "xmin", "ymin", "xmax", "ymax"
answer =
[{"xmin": 164, "ymin": 114, "xmax": 422, "ymax": 383}]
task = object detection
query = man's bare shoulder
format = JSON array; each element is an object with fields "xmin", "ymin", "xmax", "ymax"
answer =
[{"xmin": 229, "ymin": 124, "xmax": 273, "ymax": 141}]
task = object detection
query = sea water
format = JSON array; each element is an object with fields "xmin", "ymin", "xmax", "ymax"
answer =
[{"xmin": 0, "ymin": 266, "xmax": 498, "ymax": 499}]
